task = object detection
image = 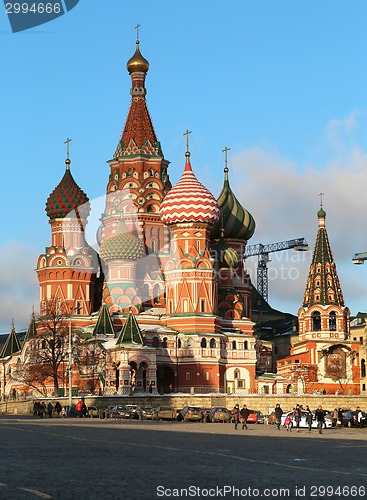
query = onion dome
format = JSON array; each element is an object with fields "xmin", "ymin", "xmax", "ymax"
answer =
[
  {"xmin": 317, "ymin": 206, "xmax": 326, "ymax": 219},
  {"xmin": 160, "ymin": 152, "xmax": 220, "ymax": 226},
  {"xmin": 211, "ymin": 230, "xmax": 240, "ymax": 269},
  {"xmin": 46, "ymin": 159, "xmax": 90, "ymax": 220},
  {"xmin": 99, "ymin": 219, "xmax": 145, "ymax": 261},
  {"xmin": 127, "ymin": 40, "xmax": 149, "ymax": 74},
  {"xmin": 211, "ymin": 167, "xmax": 255, "ymax": 240}
]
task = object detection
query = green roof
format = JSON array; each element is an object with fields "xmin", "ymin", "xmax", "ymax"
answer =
[{"xmin": 116, "ymin": 311, "xmax": 144, "ymax": 345}]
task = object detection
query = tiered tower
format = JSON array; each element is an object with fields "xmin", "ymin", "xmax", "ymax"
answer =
[
  {"xmin": 36, "ymin": 156, "xmax": 99, "ymax": 317},
  {"xmin": 277, "ymin": 201, "xmax": 360, "ymax": 394},
  {"xmin": 99, "ymin": 37, "xmax": 171, "ymax": 312}
]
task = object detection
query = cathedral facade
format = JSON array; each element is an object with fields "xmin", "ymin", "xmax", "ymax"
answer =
[{"xmin": 0, "ymin": 39, "xmax": 258, "ymax": 399}]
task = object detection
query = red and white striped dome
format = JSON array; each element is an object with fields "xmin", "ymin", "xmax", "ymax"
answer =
[{"xmin": 160, "ymin": 152, "xmax": 220, "ymax": 226}]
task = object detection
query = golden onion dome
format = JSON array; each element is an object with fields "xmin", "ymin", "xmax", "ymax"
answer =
[{"xmin": 126, "ymin": 40, "xmax": 149, "ymax": 74}]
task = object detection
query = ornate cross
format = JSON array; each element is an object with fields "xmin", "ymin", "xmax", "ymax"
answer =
[
  {"xmin": 222, "ymin": 146, "xmax": 230, "ymax": 168},
  {"xmin": 318, "ymin": 192, "xmax": 324, "ymax": 207},
  {"xmin": 64, "ymin": 137, "xmax": 72, "ymax": 160},
  {"xmin": 183, "ymin": 129, "xmax": 192, "ymax": 153},
  {"xmin": 135, "ymin": 23, "xmax": 141, "ymax": 41}
]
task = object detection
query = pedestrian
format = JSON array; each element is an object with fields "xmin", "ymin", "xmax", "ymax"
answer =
[
  {"xmin": 284, "ymin": 414, "xmax": 292, "ymax": 432},
  {"xmin": 47, "ymin": 401, "xmax": 53, "ymax": 418},
  {"xmin": 231, "ymin": 404, "xmax": 240, "ymax": 430},
  {"xmin": 305, "ymin": 406, "xmax": 313, "ymax": 433},
  {"xmin": 337, "ymin": 408, "xmax": 343, "ymax": 427},
  {"xmin": 33, "ymin": 401, "xmax": 40, "ymax": 417},
  {"xmin": 240, "ymin": 404, "xmax": 250, "ymax": 430},
  {"xmin": 75, "ymin": 399, "xmax": 83, "ymax": 418},
  {"xmin": 54, "ymin": 401, "xmax": 62, "ymax": 418},
  {"xmin": 293, "ymin": 404, "xmax": 302, "ymax": 433},
  {"xmin": 332, "ymin": 408, "xmax": 338, "ymax": 428},
  {"xmin": 315, "ymin": 405, "xmax": 325, "ymax": 434},
  {"xmin": 38, "ymin": 402, "xmax": 45, "ymax": 419},
  {"xmin": 81, "ymin": 402, "xmax": 87, "ymax": 418},
  {"xmin": 274, "ymin": 403, "xmax": 283, "ymax": 430},
  {"xmin": 355, "ymin": 407, "xmax": 362, "ymax": 428},
  {"xmin": 61, "ymin": 407, "xmax": 67, "ymax": 418}
]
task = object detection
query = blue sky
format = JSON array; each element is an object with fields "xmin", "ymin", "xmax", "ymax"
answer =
[{"xmin": 1, "ymin": 0, "xmax": 367, "ymax": 332}]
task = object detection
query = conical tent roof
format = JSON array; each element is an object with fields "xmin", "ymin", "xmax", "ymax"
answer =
[
  {"xmin": 116, "ymin": 311, "xmax": 144, "ymax": 345},
  {"xmin": 0, "ymin": 321, "xmax": 21, "ymax": 358}
]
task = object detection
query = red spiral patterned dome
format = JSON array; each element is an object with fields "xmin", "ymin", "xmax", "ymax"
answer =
[
  {"xmin": 46, "ymin": 160, "xmax": 90, "ymax": 220},
  {"xmin": 160, "ymin": 153, "xmax": 220, "ymax": 226}
]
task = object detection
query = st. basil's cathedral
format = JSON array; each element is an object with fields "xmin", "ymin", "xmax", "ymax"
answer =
[{"xmin": 0, "ymin": 38, "xmax": 361, "ymax": 399}]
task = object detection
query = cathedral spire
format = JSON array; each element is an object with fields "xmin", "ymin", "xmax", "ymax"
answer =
[
  {"xmin": 114, "ymin": 33, "xmax": 160, "ymax": 158},
  {"xmin": 302, "ymin": 200, "xmax": 344, "ymax": 308}
]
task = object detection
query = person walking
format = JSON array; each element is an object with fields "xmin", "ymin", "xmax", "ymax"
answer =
[
  {"xmin": 332, "ymin": 408, "xmax": 338, "ymax": 427},
  {"xmin": 75, "ymin": 399, "xmax": 83, "ymax": 418},
  {"xmin": 315, "ymin": 405, "xmax": 325, "ymax": 434},
  {"xmin": 54, "ymin": 401, "xmax": 62, "ymax": 418},
  {"xmin": 47, "ymin": 401, "xmax": 53, "ymax": 418},
  {"xmin": 38, "ymin": 402, "xmax": 45, "ymax": 419},
  {"xmin": 284, "ymin": 414, "xmax": 292, "ymax": 432},
  {"xmin": 305, "ymin": 406, "xmax": 313, "ymax": 433},
  {"xmin": 274, "ymin": 403, "xmax": 283, "ymax": 430},
  {"xmin": 293, "ymin": 404, "xmax": 302, "ymax": 433},
  {"xmin": 240, "ymin": 404, "xmax": 250, "ymax": 430},
  {"xmin": 231, "ymin": 404, "xmax": 240, "ymax": 430}
]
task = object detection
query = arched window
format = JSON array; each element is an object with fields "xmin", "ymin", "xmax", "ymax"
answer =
[
  {"xmin": 41, "ymin": 339, "xmax": 47, "ymax": 349},
  {"xmin": 329, "ymin": 311, "xmax": 337, "ymax": 331},
  {"xmin": 177, "ymin": 338, "xmax": 182, "ymax": 349},
  {"xmin": 362, "ymin": 359, "xmax": 366, "ymax": 378},
  {"xmin": 209, "ymin": 338, "xmax": 216, "ymax": 349},
  {"xmin": 312, "ymin": 311, "xmax": 321, "ymax": 331},
  {"xmin": 153, "ymin": 284, "xmax": 161, "ymax": 304},
  {"xmin": 232, "ymin": 340, "xmax": 237, "ymax": 350},
  {"xmin": 286, "ymin": 384, "xmax": 293, "ymax": 394},
  {"xmin": 152, "ymin": 336, "xmax": 159, "ymax": 348},
  {"xmin": 200, "ymin": 338, "xmax": 207, "ymax": 348},
  {"xmin": 244, "ymin": 340, "xmax": 248, "ymax": 350},
  {"xmin": 162, "ymin": 337, "xmax": 168, "ymax": 348}
]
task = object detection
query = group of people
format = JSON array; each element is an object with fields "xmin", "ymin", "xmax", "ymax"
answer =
[
  {"xmin": 231, "ymin": 404, "xmax": 251, "ymax": 430},
  {"xmin": 33, "ymin": 401, "xmax": 65, "ymax": 418},
  {"xmin": 274, "ymin": 403, "xmax": 327, "ymax": 434}
]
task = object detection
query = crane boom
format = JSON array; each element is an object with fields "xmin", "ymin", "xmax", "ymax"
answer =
[
  {"xmin": 244, "ymin": 237, "xmax": 309, "ymax": 302},
  {"xmin": 244, "ymin": 238, "xmax": 308, "ymax": 258}
]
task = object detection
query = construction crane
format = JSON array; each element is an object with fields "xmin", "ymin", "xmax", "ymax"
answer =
[
  {"xmin": 352, "ymin": 252, "xmax": 367, "ymax": 265},
  {"xmin": 244, "ymin": 237, "xmax": 309, "ymax": 302}
]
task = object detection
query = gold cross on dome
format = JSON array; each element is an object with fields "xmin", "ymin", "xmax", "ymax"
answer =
[
  {"xmin": 318, "ymin": 192, "xmax": 324, "ymax": 207},
  {"xmin": 135, "ymin": 23, "xmax": 141, "ymax": 41},
  {"xmin": 64, "ymin": 137, "xmax": 72, "ymax": 160},
  {"xmin": 222, "ymin": 146, "xmax": 230, "ymax": 168},
  {"xmin": 183, "ymin": 129, "xmax": 192, "ymax": 153}
]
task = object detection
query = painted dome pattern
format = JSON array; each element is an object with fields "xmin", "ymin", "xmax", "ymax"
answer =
[
  {"xmin": 99, "ymin": 220, "xmax": 145, "ymax": 261},
  {"xmin": 160, "ymin": 153, "xmax": 220, "ymax": 226},
  {"xmin": 211, "ymin": 168, "xmax": 255, "ymax": 240},
  {"xmin": 211, "ymin": 237, "xmax": 240, "ymax": 269},
  {"xmin": 46, "ymin": 160, "xmax": 90, "ymax": 220}
]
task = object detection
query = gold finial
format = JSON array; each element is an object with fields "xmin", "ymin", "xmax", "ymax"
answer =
[
  {"xmin": 135, "ymin": 23, "xmax": 141, "ymax": 41},
  {"xmin": 222, "ymin": 146, "xmax": 230, "ymax": 173},
  {"xmin": 64, "ymin": 137, "xmax": 72, "ymax": 169},
  {"xmin": 318, "ymin": 192, "xmax": 324, "ymax": 208},
  {"xmin": 183, "ymin": 129, "xmax": 192, "ymax": 154}
]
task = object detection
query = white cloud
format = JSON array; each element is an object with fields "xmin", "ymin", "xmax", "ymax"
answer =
[
  {"xmin": 0, "ymin": 241, "xmax": 39, "ymax": 333},
  {"xmin": 231, "ymin": 142, "xmax": 367, "ymax": 316}
]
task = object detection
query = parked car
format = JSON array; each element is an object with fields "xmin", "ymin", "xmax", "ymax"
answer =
[
  {"xmin": 137, "ymin": 406, "xmax": 155, "ymax": 420},
  {"xmin": 86, "ymin": 406, "xmax": 99, "ymax": 418},
  {"xmin": 246, "ymin": 410, "xmax": 259, "ymax": 424},
  {"xmin": 281, "ymin": 409, "xmax": 332, "ymax": 429},
  {"xmin": 253, "ymin": 410, "xmax": 266, "ymax": 424},
  {"xmin": 179, "ymin": 406, "xmax": 203, "ymax": 422},
  {"xmin": 210, "ymin": 407, "xmax": 231, "ymax": 423},
  {"xmin": 200, "ymin": 408, "xmax": 212, "ymax": 423},
  {"xmin": 126, "ymin": 405, "xmax": 140, "ymax": 419},
  {"xmin": 152, "ymin": 406, "xmax": 176, "ymax": 421},
  {"xmin": 110, "ymin": 406, "xmax": 132, "ymax": 419},
  {"xmin": 342, "ymin": 410, "xmax": 367, "ymax": 428}
]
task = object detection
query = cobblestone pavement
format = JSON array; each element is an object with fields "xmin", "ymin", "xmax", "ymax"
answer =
[{"xmin": 0, "ymin": 417, "xmax": 366, "ymax": 499}]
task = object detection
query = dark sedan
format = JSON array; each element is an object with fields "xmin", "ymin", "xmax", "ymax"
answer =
[{"xmin": 342, "ymin": 410, "xmax": 367, "ymax": 428}]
